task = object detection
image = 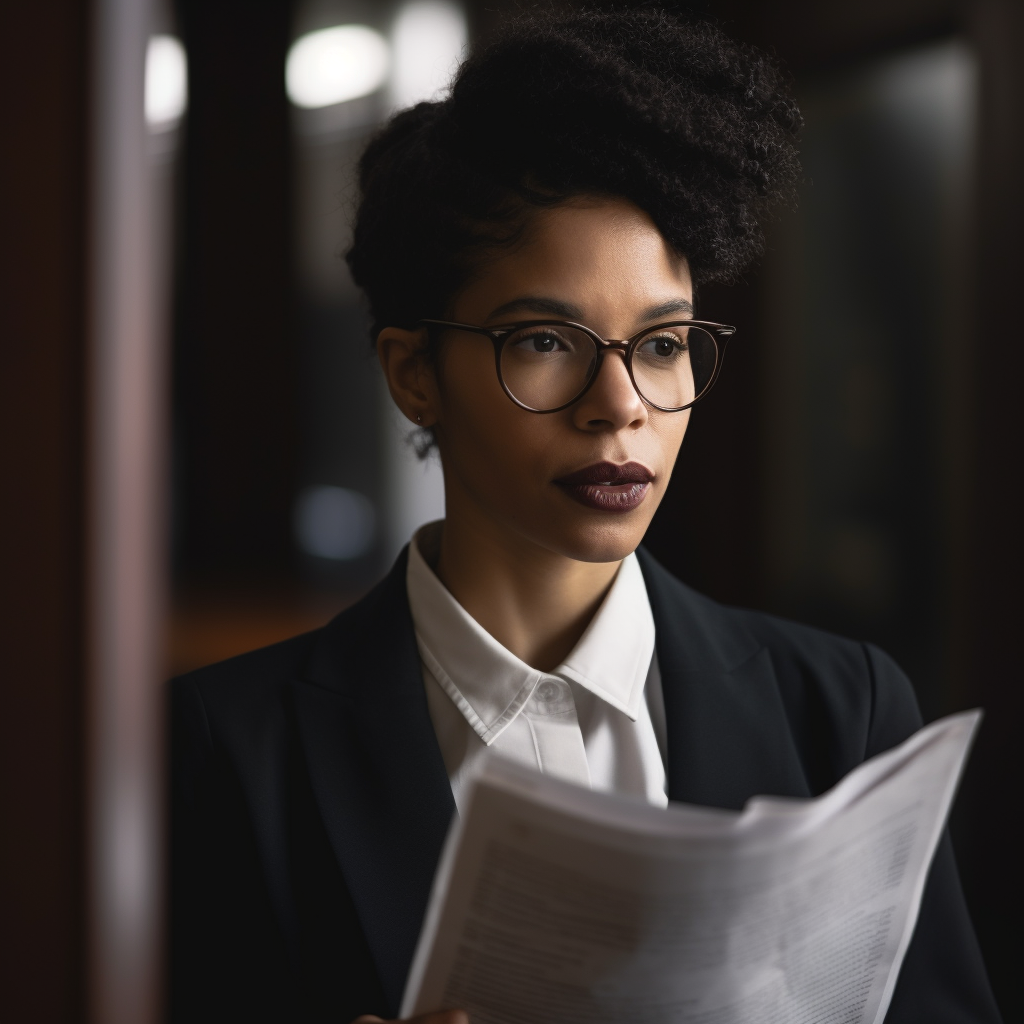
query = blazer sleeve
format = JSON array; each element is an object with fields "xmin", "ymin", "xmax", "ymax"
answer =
[{"xmin": 861, "ymin": 644, "xmax": 1002, "ymax": 1024}]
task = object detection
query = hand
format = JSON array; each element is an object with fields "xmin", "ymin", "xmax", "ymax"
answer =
[{"xmin": 351, "ymin": 1012, "xmax": 468, "ymax": 1024}]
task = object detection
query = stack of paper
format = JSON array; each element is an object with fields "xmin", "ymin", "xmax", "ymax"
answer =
[{"xmin": 402, "ymin": 710, "xmax": 979, "ymax": 1024}]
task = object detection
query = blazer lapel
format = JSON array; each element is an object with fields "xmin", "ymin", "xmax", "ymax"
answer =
[
  {"xmin": 637, "ymin": 548, "xmax": 811, "ymax": 809},
  {"xmin": 291, "ymin": 548, "xmax": 455, "ymax": 1013}
]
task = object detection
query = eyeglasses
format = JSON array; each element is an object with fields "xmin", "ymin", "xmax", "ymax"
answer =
[{"xmin": 417, "ymin": 318, "xmax": 736, "ymax": 413}]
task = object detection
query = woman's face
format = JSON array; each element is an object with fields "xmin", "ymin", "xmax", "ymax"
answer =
[{"xmin": 403, "ymin": 198, "xmax": 694, "ymax": 564}]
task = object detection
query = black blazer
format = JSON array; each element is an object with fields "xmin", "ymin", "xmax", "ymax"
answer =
[{"xmin": 170, "ymin": 547, "xmax": 1000, "ymax": 1024}]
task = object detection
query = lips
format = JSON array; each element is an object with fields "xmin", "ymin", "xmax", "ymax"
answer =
[{"xmin": 554, "ymin": 461, "xmax": 654, "ymax": 513}]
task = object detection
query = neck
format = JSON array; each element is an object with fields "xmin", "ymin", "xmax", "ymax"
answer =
[{"xmin": 431, "ymin": 506, "xmax": 621, "ymax": 673}]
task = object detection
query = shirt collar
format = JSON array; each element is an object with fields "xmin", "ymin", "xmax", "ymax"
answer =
[{"xmin": 405, "ymin": 527, "xmax": 656, "ymax": 744}]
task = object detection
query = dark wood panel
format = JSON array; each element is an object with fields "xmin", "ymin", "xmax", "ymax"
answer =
[
  {"xmin": 955, "ymin": 4, "xmax": 1024, "ymax": 1018},
  {"xmin": 173, "ymin": 0, "xmax": 297, "ymax": 580},
  {"xmin": 0, "ymin": 1, "xmax": 90, "ymax": 1020}
]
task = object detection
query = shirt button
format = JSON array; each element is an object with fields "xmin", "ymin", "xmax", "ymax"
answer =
[{"xmin": 535, "ymin": 681, "xmax": 561, "ymax": 703}]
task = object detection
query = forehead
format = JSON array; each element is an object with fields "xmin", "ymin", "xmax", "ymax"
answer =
[{"xmin": 452, "ymin": 198, "xmax": 692, "ymax": 326}]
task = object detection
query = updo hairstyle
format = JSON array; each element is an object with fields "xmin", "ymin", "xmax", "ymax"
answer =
[{"xmin": 346, "ymin": 6, "xmax": 802, "ymax": 341}]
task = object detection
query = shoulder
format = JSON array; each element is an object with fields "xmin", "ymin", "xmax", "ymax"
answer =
[
  {"xmin": 637, "ymin": 543, "xmax": 875, "ymax": 670},
  {"xmin": 728, "ymin": 603, "xmax": 923, "ymax": 754},
  {"xmin": 169, "ymin": 548, "xmax": 415, "ymax": 753},
  {"xmin": 168, "ymin": 630, "xmax": 325, "ymax": 787},
  {"xmin": 636, "ymin": 547, "xmax": 923, "ymax": 761},
  {"xmin": 170, "ymin": 629, "xmax": 320, "ymax": 723}
]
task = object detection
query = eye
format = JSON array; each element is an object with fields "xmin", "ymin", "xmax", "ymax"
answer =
[
  {"xmin": 639, "ymin": 332, "xmax": 688, "ymax": 359},
  {"xmin": 510, "ymin": 330, "xmax": 571, "ymax": 354}
]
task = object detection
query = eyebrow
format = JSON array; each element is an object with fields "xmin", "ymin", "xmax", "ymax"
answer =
[
  {"xmin": 485, "ymin": 295, "xmax": 695, "ymax": 325},
  {"xmin": 642, "ymin": 298, "xmax": 695, "ymax": 320},
  {"xmin": 485, "ymin": 296, "xmax": 585, "ymax": 322}
]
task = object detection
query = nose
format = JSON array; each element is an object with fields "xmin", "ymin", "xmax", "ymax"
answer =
[{"xmin": 570, "ymin": 347, "xmax": 648, "ymax": 432}]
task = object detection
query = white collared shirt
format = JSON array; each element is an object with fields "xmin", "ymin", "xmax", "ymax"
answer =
[{"xmin": 406, "ymin": 531, "xmax": 668, "ymax": 813}]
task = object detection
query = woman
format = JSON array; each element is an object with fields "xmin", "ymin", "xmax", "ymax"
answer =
[{"xmin": 170, "ymin": 9, "xmax": 999, "ymax": 1023}]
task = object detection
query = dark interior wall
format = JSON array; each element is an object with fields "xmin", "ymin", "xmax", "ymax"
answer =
[
  {"xmin": 644, "ymin": 278, "xmax": 766, "ymax": 608},
  {"xmin": 707, "ymin": 0, "xmax": 960, "ymax": 65},
  {"xmin": 956, "ymin": 3, "xmax": 1024, "ymax": 1017},
  {"xmin": 173, "ymin": 0, "xmax": 297, "ymax": 582},
  {"xmin": 759, "ymin": 42, "xmax": 975, "ymax": 718},
  {"xmin": 0, "ymin": 1, "xmax": 90, "ymax": 1020}
]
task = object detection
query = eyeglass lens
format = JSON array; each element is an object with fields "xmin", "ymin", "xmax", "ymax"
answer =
[{"xmin": 498, "ymin": 324, "xmax": 719, "ymax": 411}]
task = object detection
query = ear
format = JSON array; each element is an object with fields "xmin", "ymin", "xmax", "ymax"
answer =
[{"xmin": 376, "ymin": 326, "xmax": 440, "ymax": 427}]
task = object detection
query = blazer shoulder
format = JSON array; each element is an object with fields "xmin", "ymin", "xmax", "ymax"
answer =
[
  {"xmin": 168, "ymin": 628, "xmax": 324, "ymax": 747},
  {"xmin": 724, "ymin": 606, "xmax": 923, "ymax": 752},
  {"xmin": 732, "ymin": 603, "xmax": 871, "ymax": 674},
  {"xmin": 172, "ymin": 628, "xmax": 319, "ymax": 699},
  {"xmin": 639, "ymin": 545, "xmax": 869, "ymax": 670},
  {"xmin": 637, "ymin": 547, "xmax": 922, "ymax": 759},
  {"xmin": 168, "ymin": 549, "xmax": 415, "ymax": 752}
]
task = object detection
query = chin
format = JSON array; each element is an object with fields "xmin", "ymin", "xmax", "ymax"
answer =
[
  {"xmin": 529, "ymin": 481, "xmax": 660, "ymax": 563},
  {"xmin": 546, "ymin": 514, "xmax": 652, "ymax": 564}
]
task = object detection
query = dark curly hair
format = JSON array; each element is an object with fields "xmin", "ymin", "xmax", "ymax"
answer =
[{"xmin": 346, "ymin": 6, "xmax": 801, "ymax": 339}]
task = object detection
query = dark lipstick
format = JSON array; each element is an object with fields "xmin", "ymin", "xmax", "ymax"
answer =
[{"xmin": 554, "ymin": 461, "xmax": 654, "ymax": 513}]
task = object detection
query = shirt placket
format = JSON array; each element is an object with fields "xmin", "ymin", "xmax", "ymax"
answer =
[{"xmin": 519, "ymin": 677, "xmax": 591, "ymax": 788}]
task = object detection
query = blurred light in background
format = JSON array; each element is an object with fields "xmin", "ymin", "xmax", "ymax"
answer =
[
  {"xmin": 145, "ymin": 35, "xmax": 187, "ymax": 130},
  {"xmin": 287, "ymin": 0, "xmax": 460, "ymax": 585},
  {"xmin": 294, "ymin": 485, "xmax": 376, "ymax": 560},
  {"xmin": 390, "ymin": 0, "xmax": 467, "ymax": 109},
  {"xmin": 378, "ymin": 1, "xmax": 464, "ymax": 554},
  {"xmin": 286, "ymin": 25, "xmax": 390, "ymax": 109}
]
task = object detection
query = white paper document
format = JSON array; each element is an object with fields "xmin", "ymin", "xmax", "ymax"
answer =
[{"xmin": 401, "ymin": 709, "xmax": 980, "ymax": 1024}]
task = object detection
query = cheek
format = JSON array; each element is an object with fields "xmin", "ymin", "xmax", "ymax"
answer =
[
  {"xmin": 436, "ymin": 340, "xmax": 539, "ymax": 468},
  {"xmin": 663, "ymin": 408, "xmax": 691, "ymax": 457},
  {"xmin": 651, "ymin": 410, "xmax": 690, "ymax": 493},
  {"xmin": 437, "ymin": 337, "xmax": 505, "ymax": 432},
  {"xmin": 444, "ymin": 378, "xmax": 550, "ymax": 470}
]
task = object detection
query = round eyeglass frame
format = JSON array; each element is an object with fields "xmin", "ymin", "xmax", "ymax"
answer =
[{"xmin": 417, "ymin": 318, "xmax": 737, "ymax": 414}]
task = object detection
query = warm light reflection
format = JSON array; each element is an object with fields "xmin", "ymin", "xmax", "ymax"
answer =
[{"xmin": 286, "ymin": 25, "xmax": 390, "ymax": 109}]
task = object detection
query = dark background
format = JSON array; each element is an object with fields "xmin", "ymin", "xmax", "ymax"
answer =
[{"xmin": 3, "ymin": 0, "xmax": 1021, "ymax": 1020}]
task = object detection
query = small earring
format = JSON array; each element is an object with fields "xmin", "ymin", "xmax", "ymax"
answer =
[{"xmin": 415, "ymin": 413, "xmax": 423, "ymax": 424}]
